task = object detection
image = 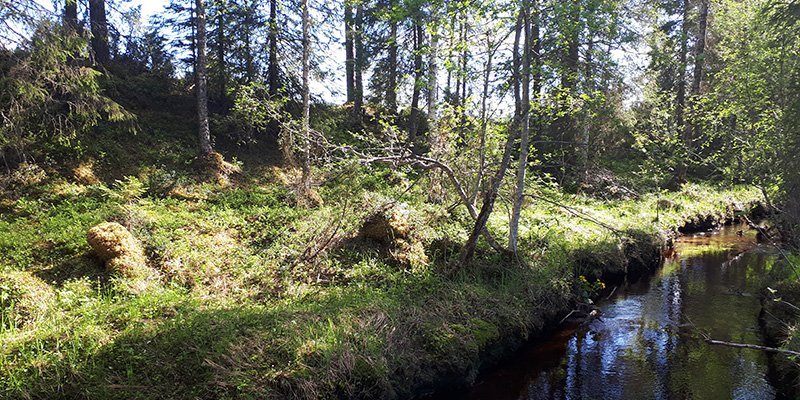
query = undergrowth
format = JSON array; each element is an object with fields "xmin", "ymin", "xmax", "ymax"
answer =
[{"xmin": 0, "ymin": 135, "xmax": 763, "ymax": 398}]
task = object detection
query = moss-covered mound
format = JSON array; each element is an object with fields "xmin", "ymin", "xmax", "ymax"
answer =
[
  {"xmin": 0, "ymin": 270, "xmax": 54, "ymax": 329},
  {"xmin": 87, "ymin": 222, "xmax": 150, "ymax": 278}
]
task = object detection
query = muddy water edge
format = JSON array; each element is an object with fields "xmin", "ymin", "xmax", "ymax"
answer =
[{"xmin": 428, "ymin": 223, "xmax": 792, "ymax": 400}]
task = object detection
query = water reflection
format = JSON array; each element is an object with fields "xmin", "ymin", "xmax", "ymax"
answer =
[{"xmin": 443, "ymin": 225, "xmax": 780, "ymax": 400}]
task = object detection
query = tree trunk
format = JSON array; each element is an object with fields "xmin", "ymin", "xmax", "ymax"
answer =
[
  {"xmin": 64, "ymin": 0, "xmax": 78, "ymax": 31},
  {"xmin": 300, "ymin": 0, "xmax": 311, "ymax": 190},
  {"xmin": 268, "ymin": 0, "xmax": 280, "ymax": 97},
  {"xmin": 674, "ymin": 0, "xmax": 691, "ymax": 184},
  {"xmin": 408, "ymin": 22, "xmax": 424, "ymax": 149},
  {"xmin": 580, "ymin": 35, "xmax": 594, "ymax": 179},
  {"xmin": 427, "ymin": 12, "xmax": 444, "ymax": 202},
  {"xmin": 557, "ymin": 0, "xmax": 580, "ymax": 180},
  {"xmin": 386, "ymin": 18, "xmax": 398, "ymax": 114},
  {"xmin": 195, "ymin": 0, "xmax": 213, "ymax": 156},
  {"xmin": 512, "ymin": 12, "xmax": 522, "ymax": 117},
  {"xmin": 690, "ymin": 0, "xmax": 709, "ymax": 139},
  {"xmin": 458, "ymin": 19, "xmax": 469, "ymax": 137},
  {"xmin": 344, "ymin": 2, "xmax": 355, "ymax": 104},
  {"xmin": 510, "ymin": 3, "xmax": 533, "ymax": 254},
  {"xmin": 427, "ymin": 20, "xmax": 439, "ymax": 127},
  {"xmin": 472, "ymin": 33, "xmax": 494, "ymax": 205},
  {"xmin": 190, "ymin": 1, "xmax": 197, "ymax": 83},
  {"xmin": 243, "ymin": 10, "xmax": 254, "ymax": 83},
  {"xmin": 459, "ymin": 12, "xmax": 526, "ymax": 265},
  {"xmin": 88, "ymin": 0, "xmax": 110, "ymax": 64},
  {"xmin": 353, "ymin": 3, "xmax": 365, "ymax": 118},
  {"xmin": 217, "ymin": 6, "xmax": 227, "ymax": 101}
]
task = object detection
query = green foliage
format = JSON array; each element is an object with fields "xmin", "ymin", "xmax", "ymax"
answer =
[{"xmin": 0, "ymin": 23, "xmax": 132, "ymax": 161}]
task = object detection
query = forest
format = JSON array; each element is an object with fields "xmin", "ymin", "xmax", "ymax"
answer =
[{"xmin": 1, "ymin": 0, "xmax": 800, "ymax": 398}]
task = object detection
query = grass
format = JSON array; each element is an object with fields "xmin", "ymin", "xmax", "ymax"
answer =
[{"xmin": 0, "ymin": 121, "xmax": 765, "ymax": 398}]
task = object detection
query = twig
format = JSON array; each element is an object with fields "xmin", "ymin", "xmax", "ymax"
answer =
[
  {"xmin": 606, "ymin": 286, "xmax": 618, "ymax": 300},
  {"xmin": 559, "ymin": 310, "xmax": 577, "ymax": 325},
  {"xmin": 525, "ymin": 193, "xmax": 624, "ymax": 237},
  {"xmin": 705, "ymin": 339, "xmax": 800, "ymax": 357}
]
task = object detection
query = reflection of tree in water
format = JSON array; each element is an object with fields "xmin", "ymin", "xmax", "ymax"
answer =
[{"xmin": 516, "ymin": 229, "xmax": 776, "ymax": 400}]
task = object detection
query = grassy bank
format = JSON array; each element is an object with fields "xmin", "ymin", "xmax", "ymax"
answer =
[{"xmin": 0, "ymin": 141, "xmax": 764, "ymax": 398}]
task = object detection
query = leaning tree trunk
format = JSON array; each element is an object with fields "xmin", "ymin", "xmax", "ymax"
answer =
[
  {"xmin": 88, "ymin": 0, "xmax": 110, "ymax": 64},
  {"xmin": 195, "ymin": 0, "xmax": 213, "ymax": 156},
  {"xmin": 459, "ymin": 12, "xmax": 526, "ymax": 266}
]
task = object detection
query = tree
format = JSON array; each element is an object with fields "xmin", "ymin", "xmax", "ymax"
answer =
[
  {"xmin": 89, "ymin": 0, "xmax": 110, "ymax": 64},
  {"xmin": 268, "ymin": 0, "xmax": 280, "ymax": 96},
  {"xmin": 408, "ymin": 19, "xmax": 425, "ymax": 148},
  {"xmin": 300, "ymin": 0, "xmax": 311, "ymax": 191},
  {"xmin": 689, "ymin": 0, "xmax": 709, "ymax": 140},
  {"xmin": 510, "ymin": 0, "xmax": 539, "ymax": 254},
  {"xmin": 0, "ymin": 22, "xmax": 130, "ymax": 164},
  {"xmin": 345, "ymin": 1, "xmax": 356, "ymax": 104},
  {"xmin": 195, "ymin": 0, "xmax": 214, "ymax": 156},
  {"xmin": 64, "ymin": 0, "xmax": 78, "ymax": 32}
]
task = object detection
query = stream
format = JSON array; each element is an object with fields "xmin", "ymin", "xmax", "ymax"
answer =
[{"xmin": 438, "ymin": 224, "xmax": 786, "ymax": 400}]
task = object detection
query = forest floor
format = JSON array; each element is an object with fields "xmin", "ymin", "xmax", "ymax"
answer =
[{"xmin": 0, "ymin": 110, "xmax": 766, "ymax": 399}]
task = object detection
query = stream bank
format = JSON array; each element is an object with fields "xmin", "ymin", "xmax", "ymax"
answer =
[
  {"xmin": 415, "ymin": 200, "xmax": 770, "ymax": 399},
  {"xmin": 428, "ymin": 220, "xmax": 786, "ymax": 399}
]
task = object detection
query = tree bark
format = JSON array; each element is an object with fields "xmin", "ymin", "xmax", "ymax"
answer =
[
  {"xmin": 216, "ymin": 5, "xmax": 227, "ymax": 101},
  {"xmin": 300, "ymin": 0, "xmax": 312, "ymax": 190},
  {"xmin": 353, "ymin": 3, "xmax": 365, "ymax": 118},
  {"xmin": 427, "ymin": 19, "xmax": 439, "ymax": 127},
  {"xmin": 473, "ymin": 33, "xmax": 495, "ymax": 205},
  {"xmin": 344, "ymin": 2, "xmax": 355, "ymax": 103},
  {"xmin": 64, "ymin": 0, "xmax": 78, "ymax": 32},
  {"xmin": 386, "ymin": 18, "xmax": 398, "ymax": 114},
  {"xmin": 268, "ymin": 0, "xmax": 280, "ymax": 97},
  {"xmin": 512, "ymin": 12, "xmax": 522, "ymax": 117},
  {"xmin": 88, "ymin": 0, "xmax": 110, "ymax": 64},
  {"xmin": 556, "ymin": 0, "xmax": 580, "ymax": 179},
  {"xmin": 427, "ymin": 12, "xmax": 444, "ymax": 202},
  {"xmin": 243, "ymin": 8, "xmax": 254, "ymax": 83},
  {"xmin": 195, "ymin": 0, "xmax": 213, "ymax": 156},
  {"xmin": 675, "ymin": 0, "xmax": 692, "ymax": 184},
  {"xmin": 510, "ymin": 3, "xmax": 533, "ymax": 254},
  {"xmin": 459, "ymin": 12, "xmax": 527, "ymax": 265},
  {"xmin": 690, "ymin": 0, "xmax": 709, "ymax": 139},
  {"xmin": 408, "ymin": 22, "xmax": 424, "ymax": 149}
]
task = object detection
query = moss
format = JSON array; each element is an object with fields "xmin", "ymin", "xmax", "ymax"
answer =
[
  {"xmin": 72, "ymin": 159, "xmax": 101, "ymax": 185},
  {"xmin": 361, "ymin": 203, "xmax": 413, "ymax": 243},
  {"xmin": 0, "ymin": 270, "xmax": 54, "ymax": 329},
  {"xmin": 86, "ymin": 222, "xmax": 150, "ymax": 279},
  {"xmin": 467, "ymin": 318, "xmax": 499, "ymax": 350}
]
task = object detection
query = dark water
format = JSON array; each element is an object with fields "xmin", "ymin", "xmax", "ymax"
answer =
[{"xmin": 441, "ymin": 224, "xmax": 783, "ymax": 400}]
